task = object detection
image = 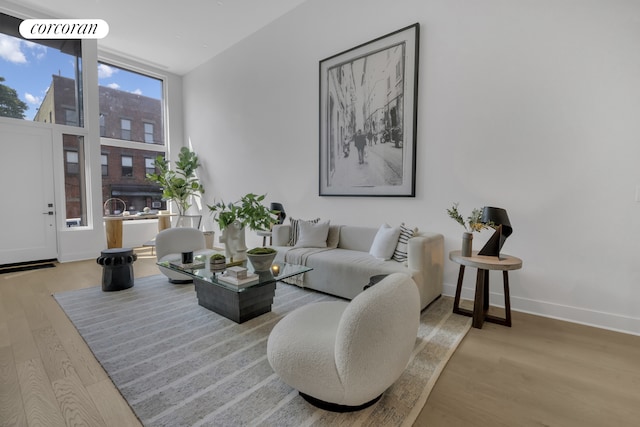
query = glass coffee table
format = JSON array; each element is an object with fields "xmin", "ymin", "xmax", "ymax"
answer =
[{"xmin": 157, "ymin": 254, "xmax": 311, "ymax": 323}]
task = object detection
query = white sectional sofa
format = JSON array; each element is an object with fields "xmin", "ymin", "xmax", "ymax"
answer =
[{"xmin": 271, "ymin": 224, "xmax": 444, "ymax": 310}]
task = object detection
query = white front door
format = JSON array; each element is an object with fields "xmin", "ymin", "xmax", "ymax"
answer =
[{"xmin": 0, "ymin": 123, "xmax": 58, "ymax": 264}]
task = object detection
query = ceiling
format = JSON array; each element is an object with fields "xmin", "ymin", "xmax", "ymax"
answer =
[{"xmin": 4, "ymin": 0, "xmax": 308, "ymax": 75}]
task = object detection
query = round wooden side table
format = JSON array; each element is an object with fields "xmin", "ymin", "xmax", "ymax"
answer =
[{"xmin": 449, "ymin": 250, "xmax": 523, "ymax": 329}]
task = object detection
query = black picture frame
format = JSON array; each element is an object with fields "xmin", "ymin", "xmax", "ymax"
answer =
[{"xmin": 319, "ymin": 23, "xmax": 419, "ymax": 197}]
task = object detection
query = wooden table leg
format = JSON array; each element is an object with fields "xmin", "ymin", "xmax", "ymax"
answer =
[
  {"xmin": 453, "ymin": 266, "xmax": 509, "ymax": 330},
  {"xmin": 503, "ymin": 271, "xmax": 512, "ymax": 327},
  {"xmin": 472, "ymin": 269, "xmax": 486, "ymax": 328},
  {"xmin": 480, "ymin": 271, "xmax": 512, "ymax": 328},
  {"xmin": 158, "ymin": 215, "xmax": 171, "ymax": 231},
  {"xmin": 105, "ymin": 219, "xmax": 123, "ymax": 249},
  {"xmin": 453, "ymin": 265, "xmax": 465, "ymax": 315}
]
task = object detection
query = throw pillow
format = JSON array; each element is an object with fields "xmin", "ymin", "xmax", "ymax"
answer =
[
  {"xmin": 294, "ymin": 220, "xmax": 331, "ymax": 248},
  {"xmin": 326, "ymin": 225, "xmax": 341, "ymax": 248},
  {"xmin": 288, "ymin": 217, "xmax": 320, "ymax": 246},
  {"xmin": 392, "ymin": 223, "xmax": 418, "ymax": 262},
  {"xmin": 369, "ymin": 223, "xmax": 402, "ymax": 260}
]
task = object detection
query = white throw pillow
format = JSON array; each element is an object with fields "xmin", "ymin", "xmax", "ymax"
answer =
[
  {"xmin": 369, "ymin": 224, "xmax": 402, "ymax": 260},
  {"xmin": 294, "ymin": 220, "xmax": 331, "ymax": 248}
]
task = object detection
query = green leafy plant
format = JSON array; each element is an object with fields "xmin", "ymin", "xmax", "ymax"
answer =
[
  {"xmin": 447, "ymin": 203, "xmax": 488, "ymax": 232},
  {"xmin": 210, "ymin": 253, "xmax": 226, "ymax": 261},
  {"xmin": 247, "ymin": 247, "xmax": 276, "ymax": 255},
  {"xmin": 146, "ymin": 147, "xmax": 204, "ymax": 216},
  {"xmin": 208, "ymin": 193, "xmax": 276, "ymax": 231}
]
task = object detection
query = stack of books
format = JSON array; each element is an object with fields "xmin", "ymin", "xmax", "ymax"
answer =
[
  {"xmin": 170, "ymin": 260, "xmax": 205, "ymax": 270},
  {"xmin": 217, "ymin": 266, "xmax": 259, "ymax": 287}
]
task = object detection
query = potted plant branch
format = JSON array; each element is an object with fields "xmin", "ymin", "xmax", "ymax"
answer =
[{"xmin": 146, "ymin": 147, "xmax": 204, "ymax": 216}]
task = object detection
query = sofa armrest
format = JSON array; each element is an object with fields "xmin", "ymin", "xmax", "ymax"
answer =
[
  {"xmin": 272, "ymin": 224, "xmax": 291, "ymax": 246},
  {"xmin": 407, "ymin": 232, "xmax": 444, "ymax": 309}
]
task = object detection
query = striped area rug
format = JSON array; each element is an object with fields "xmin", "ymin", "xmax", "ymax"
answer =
[{"xmin": 54, "ymin": 275, "xmax": 471, "ymax": 426}]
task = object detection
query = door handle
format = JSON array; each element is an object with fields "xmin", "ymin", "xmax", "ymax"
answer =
[{"xmin": 43, "ymin": 211, "xmax": 54, "ymax": 215}]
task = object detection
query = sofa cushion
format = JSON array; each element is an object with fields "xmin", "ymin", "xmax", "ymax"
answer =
[
  {"xmin": 294, "ymin": 220, "xmax": 331, "ymax": 248},
  {"xmin": 326, "ymin": 225, "xmax": 341, "ymax": 248},
  {"xmin": 369, "ymin": 224, "xmax": 401, "ymax": 260},
  {"xmin": 337, "ymin": 226, "xmax": 379, "ymax": 252},
  {"xmin": 288, "ymin": 217, "xmax": 320, "ymax": 246},
  {"xmin": 300, "ymin": 249, "xmax": 415, "ymax": 301},
  {"xmin": 392, "ymin": 223, "xmax": 417, "ymax": 262}
]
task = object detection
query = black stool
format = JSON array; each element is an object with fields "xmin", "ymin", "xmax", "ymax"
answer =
[{"xmin": 97, "ymin": 248, "xmax": 137, "ymax": 291}]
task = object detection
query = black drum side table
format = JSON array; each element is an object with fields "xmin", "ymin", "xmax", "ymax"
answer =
[{"xmin": 97, "ymin": 248, "xmax": 137, "ymax": 291}]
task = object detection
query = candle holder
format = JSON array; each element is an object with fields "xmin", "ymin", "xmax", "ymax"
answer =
[{"xmin": 271, "ymin": 264, "xmax": 280, "ymax": 276}]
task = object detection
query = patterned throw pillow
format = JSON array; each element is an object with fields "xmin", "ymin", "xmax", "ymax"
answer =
[
  {"xmin": 294, "ymin": 220, "xmax": 331, "ymax": 248},
  {"xmin": 392, "ymin": 223, "xmax": 417, "ymax": 262},
  {"xmin": 288, "ymin": 217, "xmax": 320, "ymax": 246}
]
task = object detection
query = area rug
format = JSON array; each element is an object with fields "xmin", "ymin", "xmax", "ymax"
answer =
[{"xmin": 54, "ymin": 275, "xmax": 471, "ymax": 426}]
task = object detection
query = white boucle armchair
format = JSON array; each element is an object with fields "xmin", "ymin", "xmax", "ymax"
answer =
[
  {"xmin": 267, "ymin": 273, "xmax": 420, "ymax": 411},
  {"xmin": 156, "ymin": 227, "xmax": 214, "ymax": 283}
]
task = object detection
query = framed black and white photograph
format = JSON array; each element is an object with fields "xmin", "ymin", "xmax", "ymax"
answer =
[{"xmin": 319, "ymin": 23, "xmax": 419, "ymax": 197}]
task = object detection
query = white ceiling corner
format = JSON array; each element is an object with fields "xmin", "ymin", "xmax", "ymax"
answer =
[{"xmin": 3, "ymin": 0, "xmax": 308, "ymax": 75}]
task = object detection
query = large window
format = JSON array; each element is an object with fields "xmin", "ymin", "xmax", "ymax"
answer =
[
  {"xmin": 103, "ymin": 149, "xmax": 166, "ymax": 214},
  {"xmin": 99, "ymin": 61, "xmax": 165, "ymax": 214},
  {"xmin": 0, "ymin": 13, "xmax": 82, "ymax": 124},
  {"xmin": 98, "ymin": 62, "xmax": 164, "ymax": 145},
  {"xmin": 63, "ymin": 135, "xmax": 87, "ymax": 227},
  {"xmin": 1, "ymin": 13, "xmax": 88, "ymax": 229},
  {"xmin": 2, "ymin": 12, "xmax": 168, "ymax": 223}
]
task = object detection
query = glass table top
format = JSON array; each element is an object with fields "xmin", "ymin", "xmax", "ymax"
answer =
[{"xmin": 157, "ymin": 254, "xmax": 312, "ymax": 293}]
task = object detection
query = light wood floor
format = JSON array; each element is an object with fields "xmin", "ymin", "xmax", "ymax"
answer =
[{"xmin": 1, "ymin": 249, "xmax": 639, "ymax": 426}]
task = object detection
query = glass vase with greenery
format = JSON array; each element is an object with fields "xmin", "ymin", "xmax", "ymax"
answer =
[
  {"xmin": 208, "ymin": 193, "xmax": 276, "ymax": 231},
  {"xmin": 447, "ymin": 203, "xmax": 490, "ymax": 256}
]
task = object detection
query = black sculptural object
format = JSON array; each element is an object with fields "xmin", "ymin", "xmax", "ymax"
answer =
[
  {"xmin": 270, "ymin": 202, "xmax": 286, "ymax": 225},
  {"xmin": 477, "ymin": 207, "xmax": 512, "ymax": 258}
]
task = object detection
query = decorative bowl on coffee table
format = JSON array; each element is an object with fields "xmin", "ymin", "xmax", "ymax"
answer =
[{"xmin": 247, "ymin": 251, "xmax": 277, "ymax": 272}]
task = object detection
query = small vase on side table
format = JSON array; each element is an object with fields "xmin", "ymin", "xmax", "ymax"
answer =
[{"xmin": 461, "ymin": 232, "xmax": 473, "ymax": 257}]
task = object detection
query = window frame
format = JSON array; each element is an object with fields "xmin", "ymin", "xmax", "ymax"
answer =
[
  {"xmin": 120, "ymin": 118, "xmax": 132, "ymax": 141},
  {"xmin": 144, "ymin": 156, "xmax": 156, "ymax": 176},
  {"xmin": 65, "ymin": 150, "xmax": 79, "ymax": 174},
  {"xmin": 101, "ymin": 153, "xmax": 108, "ymax": 176},
  {"xmin": 144, "ymin": 122, "xmax": 154, "ymax": 143},
  {"xmin": 121, "ymin": 154, "xmax": 133, "ymax": 177}
]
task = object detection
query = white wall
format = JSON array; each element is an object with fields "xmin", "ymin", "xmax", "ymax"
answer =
[{"xmin": 183, "ymin": 0, "xmax": 640, "ymax": 334}]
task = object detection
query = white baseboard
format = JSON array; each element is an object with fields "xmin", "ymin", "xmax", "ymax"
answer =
[{"xmin": 443, "ymin": 282, "xmax": 640, "ymax": 337}]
